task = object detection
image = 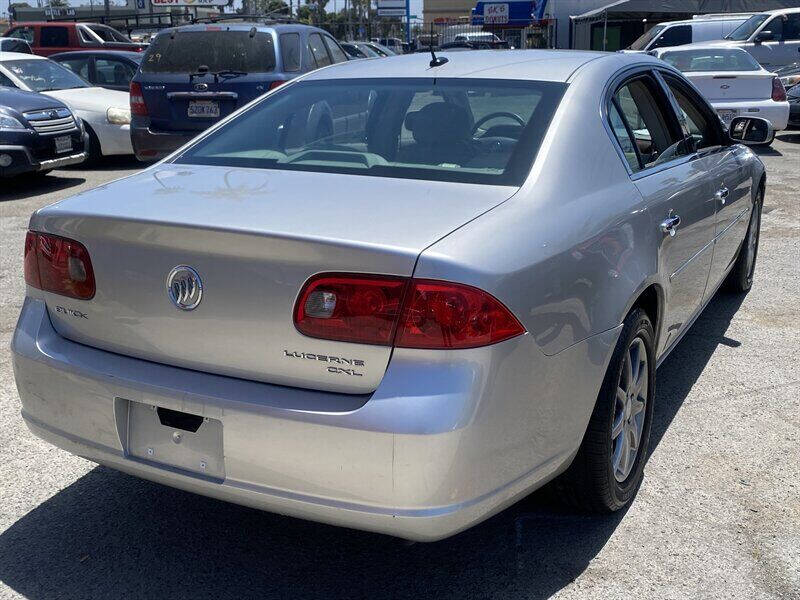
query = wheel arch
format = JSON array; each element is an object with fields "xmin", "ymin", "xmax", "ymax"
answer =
[{"xmin": 623, "ymin": 282, "xmax": 665, "ymax": 357}]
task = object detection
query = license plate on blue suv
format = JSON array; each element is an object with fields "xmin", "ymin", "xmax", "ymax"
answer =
[{"xmin": 188, "ymin": 100, "xmax": 220, "ymax": 118}]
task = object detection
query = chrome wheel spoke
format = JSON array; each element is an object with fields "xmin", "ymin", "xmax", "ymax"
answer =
[
  {"xmin": 630, "ymin": 397, "xmax": 645, "ymax": 417},
  {"xmin": 612, "ymin": 335, "xmax": 649, "ymax": 483}
]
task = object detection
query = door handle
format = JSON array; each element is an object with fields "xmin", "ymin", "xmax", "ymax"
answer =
[
  {"xmin": 660, "ymin": 215, "xmax": 681, "ymax": 237},
  {"xmin": 715, "ymin": 187, "xmax": 729, "ymax": 205}
]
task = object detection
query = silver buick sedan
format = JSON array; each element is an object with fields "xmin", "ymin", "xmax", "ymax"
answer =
[{"xmin": 12, "ymin": 50, "xmax": 769, "ymax": 541}]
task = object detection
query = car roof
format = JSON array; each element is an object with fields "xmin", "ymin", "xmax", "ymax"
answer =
[
  {"xmin": 50, "ymin": 50, "xmax": 142, "ymax": 59},
  {"xmin": 155, "ymin": 22, "xmax": 326, "ymax": 35},
  {"xmin": 656, "ymin": 16, "xmax": 749, "ymax": 26},
  {"xmin": 0, "ymin": 51, "xmax": 47, "ymax": 61},
  {"xmin": 303, "ymin": 49, "xmax": 645, "ymax": 83}
]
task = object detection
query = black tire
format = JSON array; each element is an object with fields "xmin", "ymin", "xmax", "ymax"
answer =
[
  {"xmin": 725, "ymin": 186, "xmax": 763, "ymax": 293},
  {"xmin": 85, "ymin": 125, "xmax": 103, "ymax": 165},
  {"xmin": 551, "ymin": 308, "xmax": 656, "ymax": 512}
]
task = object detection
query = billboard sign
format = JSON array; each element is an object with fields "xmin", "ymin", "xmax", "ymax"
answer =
[
  {"xmin": 484, "ymin": 3, "xmax": 509, "ymax": 25},
  {"xmin": 151, "ymin": 0, "xmax": 228, "ymax": 6}
]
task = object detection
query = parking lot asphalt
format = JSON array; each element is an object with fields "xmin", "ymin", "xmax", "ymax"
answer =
[{"xmin": 1, "ymin": 139, "xmax": 798, "ymax": 600}]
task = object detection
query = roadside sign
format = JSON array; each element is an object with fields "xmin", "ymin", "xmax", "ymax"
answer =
[
  {"xmin": 484, "ymin": 3, "xmax": 509, "ymax": 25},
  {"xmin": 151, "ymin": 0, "xmax": 228, "ymax": 6},
  {"xmin": 377, "ymin": 0, "xmax": 405, "ymax": 7},
  {"xmin": 377, "ymin": 8, "xmax": 406, "ymax": 17}
]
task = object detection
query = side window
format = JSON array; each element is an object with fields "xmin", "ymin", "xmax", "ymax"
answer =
[
  {"xmin": 307, "ymin": 33, "xmax": 332, "ymax": 68},
  {"xmin": 279, "ymin": 33, "xmax": 302, "ymax": 72},
  {"xmin": 58, "ymin": 57, "xmax": 91, "ymax": 80},
  {"xmin": 763, "ymin": 16, "xmax": 784, "ymax": 40},
  {"xmin": 611, "ymin": 76, "xmax": 683, "ymax": 170},
  {"xmin": 96, "ymin": 58, "xmax": 135, "ymax": 86},
  {"xmin": 651, "ymin": 25, "xmax": 692, "ymax": 49},
  {"xmin": 8, "ymin": 27, "xmax": 34, "ymax": 43},
  {"xmin": 0, "ymin": 70, "xmax": 17, "ymax": 88},
  {"xmin": 662, "ymin": 75, "xmax": 721, "ymax": 150},
  {"xmin": 323, "ymin": 36, "xmax": 348, "ymax": 63},
  {"xmin": 41, "ymin": 26, "xmax": 69, "ymax": 48},
  {"xmin": 608, "ymin": 101, "xmax": 640, "ymax": 172},
  {"xmin": 783, "ymin": 14, "xmax": 800, "ymax": 41},
  {"xmin": 77, "ymin": 26, "xmax": 97, "ymax": 44}
]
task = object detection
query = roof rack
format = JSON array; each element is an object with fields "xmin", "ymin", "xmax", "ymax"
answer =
[
  {"xmin": 46, "ymin": 11, "xmax": 192, "ymax": 33},
  {"xmin": 190, "ymin": 10, "xmax": 299, "ymax": 25}
]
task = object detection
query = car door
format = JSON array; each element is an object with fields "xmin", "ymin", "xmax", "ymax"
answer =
[
  {"xmin": 608, "ymin": 71, "xmax": 717, "ymax": 355},
  {"xmin": 56, "ymin": 55, "xmax": 93, "ymax": 84},
  {"xmin": 95, "ymin": 56, "xmax": 136, "ymax": 91},
  {"xmin": 747, "ymin": 13, "xmax": 800, "ymax": 68},
  {"xmin": 658, "ymin": 72, "xmax": 752, "ymax": 293}
]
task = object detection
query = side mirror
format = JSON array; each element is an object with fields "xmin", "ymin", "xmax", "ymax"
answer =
[
  {"xmin": 729, "ymin": 116, "xmax": 774, "ymax": 145},
  {"xmin": 754, "ymin": 30, "xmax": 775, "ymax": 43}
]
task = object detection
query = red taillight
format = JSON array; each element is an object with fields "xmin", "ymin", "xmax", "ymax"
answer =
[
  {"xmin": 294, "ymin": 274, "xmax": 525, "ymax": 349},
  {"xmin": 772, "ymin": 76, "xmax": 787, "ymax": 102},
  {"xmin": 130, "ymin": 81, "xmax": 148, "ymax": 116},
  {"xmin": 396, "ymin": 280, "xmax": 525, "ymax": 349},
  {"xmin": 269, "ymin": 80, "xmax": 286, "ymax": 91},
  {"xmin": 23, "ymin": 231, "xmax": 95, "ymax": 300}
]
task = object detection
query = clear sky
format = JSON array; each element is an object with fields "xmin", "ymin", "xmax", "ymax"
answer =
[{"xmin": 2, "ymin": 0, "xmax": 426, "ymax": 22}]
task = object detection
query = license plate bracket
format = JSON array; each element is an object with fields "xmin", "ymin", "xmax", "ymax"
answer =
[
  {"xmin": 188, "ymin": 100, "xmax": 220, "ymax": 118},
  {"xmin": 54, "ymin": 135, "xmax": 72, "ymax": 154},
  {"xmin": 125, "ymin": 400, "xmax": 224, "ymax": 479}
]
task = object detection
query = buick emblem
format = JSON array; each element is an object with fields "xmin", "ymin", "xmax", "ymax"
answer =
[
  {"xmin": 166, "ymin": 265, "xmax": 203, "ymax": 310},
  {"xmin": 720, "ymin": 84, "xmax": 730, "ymax": 90},
  {"xmin": 194, "ymin": 83, "xmax": 208, "ymax": 92}
]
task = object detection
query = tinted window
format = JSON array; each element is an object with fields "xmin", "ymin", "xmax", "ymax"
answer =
[
  {"xmin": 783, "ymin": 14, "xmax": 800, "ymax": 41},
  {"xmin": 308, "ymin": 33, "xmax": 331, "ymax": 68},
  {"xmin": 662, "ymin": 75, "xmax": 721, "ymax": 150},
  {"xmin": 96, "ymin": 58, "xmax": 136, "ymax": 86},
  {"xmin": 661, "ymin": 49, "xmax": 761, "ymax": 72},
  {"xmin": 142, "ymin": 31, "xmax": 276, "ymax": 73},
  {"xmin": 342, "ymin": 44, "xmax": 367, "ymax": 58},
  {"xmin": 323, "ymin": 36, "xmax": 348, "ymax": 63},
  {"xmin": 58, "ymin": 56, "xmax": 91, "ymax": 80},
  {"xmin": 7, "ymin": 26, "xmax": 34, "ymax": 43},
  {"xmin": 176, "ymin": 78, "xmax": 566, "ymax": 186},
  {"xmin": 764, "ymin": 15, "xmax": 784, "ymax": 40},
  {"xmin": 2, "ymin": 59, "xmax": 89, "ymax": 92},
  {"xmin": 279, "ymin": 33, "xmax": 301, "ymax": 71},
  {"xmin": 0, "ymin": 71, "xmax": 16, "ymax": 87},
  {"xmin": 612, "ymin": 77, "xmax": 682, "ymax": 170},
  {"xmin": 41, "ymin": 26, "xmax": 69, "ymax": 48},
  {"xmin": 650, "ymin": 25, "xmax": 691, "ymax": 50}
]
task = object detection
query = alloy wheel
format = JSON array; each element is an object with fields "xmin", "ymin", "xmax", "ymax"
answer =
[{"xmin": 612, "ymin": 336, "xmax": 648, "ymax": 482}]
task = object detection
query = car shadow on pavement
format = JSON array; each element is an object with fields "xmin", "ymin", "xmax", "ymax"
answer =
[
  {"xmin": 776, "ymin": 132, "xmax": 800, "ymax": 144},
  {"xmin": 1, "ymin": 174, "xmax": 85, "ymax": 202},
  {"xmin": 0, "ymin": 292, "xmax": 746, "ymax": 600}
]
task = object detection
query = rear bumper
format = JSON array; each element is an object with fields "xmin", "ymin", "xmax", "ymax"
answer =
[
  {"xmin": 12, "ymin": 297, "xmax": 619, "ymax": 540},
  {"xmin": 711, "ymin": 100, "xmax": 790, "ymax": 131},
  {"xmin": 130, "ymin": 123, "xmax": 197, "ymax": 162},
  {"xmin": 0, "ymin": 144, "xmax": 87, "ymax": 177}
]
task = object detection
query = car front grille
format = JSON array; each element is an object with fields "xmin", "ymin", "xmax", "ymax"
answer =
[{"xmin": 23, "ymin": 107, "xmax": 78, "ymax": 135}]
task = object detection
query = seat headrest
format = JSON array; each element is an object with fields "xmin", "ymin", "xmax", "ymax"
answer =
[{"xmin": 404, "ymin": 102, "xmax": 471, "ymax": 145}]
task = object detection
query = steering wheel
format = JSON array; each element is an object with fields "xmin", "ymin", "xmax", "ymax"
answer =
[{"xmin": 472, "ymin": 111, "xmax": 525, "ymax": 136}]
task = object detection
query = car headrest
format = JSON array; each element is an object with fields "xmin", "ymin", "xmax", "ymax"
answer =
[{"xmin": 404, "ymin": 102, "xmax": 471, "ymax": 145}]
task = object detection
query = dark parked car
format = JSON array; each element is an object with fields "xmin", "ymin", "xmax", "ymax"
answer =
[
  {"xmin": 788, "ymin": 84, "xmax": 800, "ymax": 127},
  {"xmin": 130, "ymin": 22, "xmax": 349, "ymax": 161},
  {"xmin": 51, "ymin": 50, "xmax": 142, "ymax": 91},
  {"xmin": 3, "ymin": 22, "xmax": 146, "ymax": 57},
  {"xmin": 0, "ymin": 85, "xmax": 87, "ymax": 177}
]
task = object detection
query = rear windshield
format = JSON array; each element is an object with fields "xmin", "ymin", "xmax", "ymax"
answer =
[
  {"xmin": 661, "ymin": 49, "xmax": 761, "ymax": 72},
  {"xmin": 175, "ymin": 78, "xmax": 566, "ymax": 186},
  {"xmin": 141, "ymin": 30, "xmax": 276, "ymax": 73}
]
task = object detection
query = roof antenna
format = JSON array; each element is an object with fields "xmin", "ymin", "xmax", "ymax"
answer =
[{"xmin": 429, "ymin": 22, "xmax": 448, "ymax": 68}]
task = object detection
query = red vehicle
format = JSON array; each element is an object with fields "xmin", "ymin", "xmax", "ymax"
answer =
[{"xmin": 3, "ymin": 22, "xmax": 146, "ymax": 57}]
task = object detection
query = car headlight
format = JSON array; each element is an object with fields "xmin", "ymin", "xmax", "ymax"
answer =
[
  {"xmin": 0, "ymin": 114, "xmax": 27, "ymax": 130},
  {"xmin": 107, "ymin": 107, "xmax": 131, "ymax": 125}
]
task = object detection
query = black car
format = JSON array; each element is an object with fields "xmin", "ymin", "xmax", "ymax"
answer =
[
  {"xmin": 0, "ymin": 86, "xmax": 87, "ymax": 177},
  {"xmin": 788, "ymin": 84, "xmax": 800, "ymax": 127},
  {"xmin": 50, "ymin": 50, "xmax": 142, "ymax": 91}
]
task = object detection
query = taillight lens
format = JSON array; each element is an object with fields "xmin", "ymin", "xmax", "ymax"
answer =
[
  {"xmin": 268, "ymin": 80, "xmax": 286, "ymax": 91},
  {"xmin": 130, "ymin": 81, "xmax": 148, "ymax": 116},
  {"xmin": 396, "ymin": 280, "xmax": 525, "ymax": 349},
  {"xmin": 772, "ymin": 76, "xmax": 787, "ymax": 102},
  {"xmin": 294, "ymin": 274, "xmax": 524, "ymax": 349},
  {"xmin": 23, "ymin": 231, "xmax": 95, "ymax": 300}
]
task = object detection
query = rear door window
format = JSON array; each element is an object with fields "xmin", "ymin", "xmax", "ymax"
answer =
[
  {"xmin": 307, "ymin": 33, "xmax": 331, "ymax": 68},
  {"xmin": 661, "ymin": 73, "xmax": 723, "ymax": 150},
  {"xmin": 279, "ymin": 33, "xmax": 302, "ymax": 71},
  {"xmin": 96, "ymin": 57, "xmax": 136, "ymax": 86},
  {"xmin": 141, "ymin": 31, "xmax": 276, "ymax": 73},
  {"xmin": 40, "ymin": 26, "xmax": 69, "ymax": 48},
  {"xmin": 783, "ymin": 13, "xmax": 800, "ymax": 41},
  {"xmin": 58, "ymin": 56, "xmax": 91, "ymax": 80}
]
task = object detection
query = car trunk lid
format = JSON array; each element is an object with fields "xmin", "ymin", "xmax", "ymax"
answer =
[
  {"xmin": 686, "ymin": 71, "xmax": 773, "ymax": 101},
  {"xmin": 30, "ymin": 164, "xmax": 517, "ymax": 394}
]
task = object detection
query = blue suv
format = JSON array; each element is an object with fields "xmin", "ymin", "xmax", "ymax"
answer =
[{"xmin": 130, "ymin": 22, "xmax": 349, "ymax": 161}]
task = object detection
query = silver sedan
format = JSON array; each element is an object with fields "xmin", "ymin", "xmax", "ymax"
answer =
[{"xmin": 12, "ymin": 50, "xmax": 769, "ymax": 541}]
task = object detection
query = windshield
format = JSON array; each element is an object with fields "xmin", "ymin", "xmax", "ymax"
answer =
[
  {"xmin": 629, "ymin": 25, "xmax": 665, "ymax": 50},
  {"xmin": 176, "ymin": 78, "xmax": 566, "ymax": 186},
  {"xmin": 725, "ymin": 14, "xmax": 769, "ymax": 40},
  {"xmin": 1, "ymin": 59, "xmax": 89, "ymax": 92},
  {"xmin": 661, "ymin": 49, "xmax": 761, "ymax": 72},
  {"xmin": 86, "ymin": 24, "xmax": 132, "ymax": 43},
  {"xmin": 141, "ymin": 30, "xmax": 276, "ymax": 73}
]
